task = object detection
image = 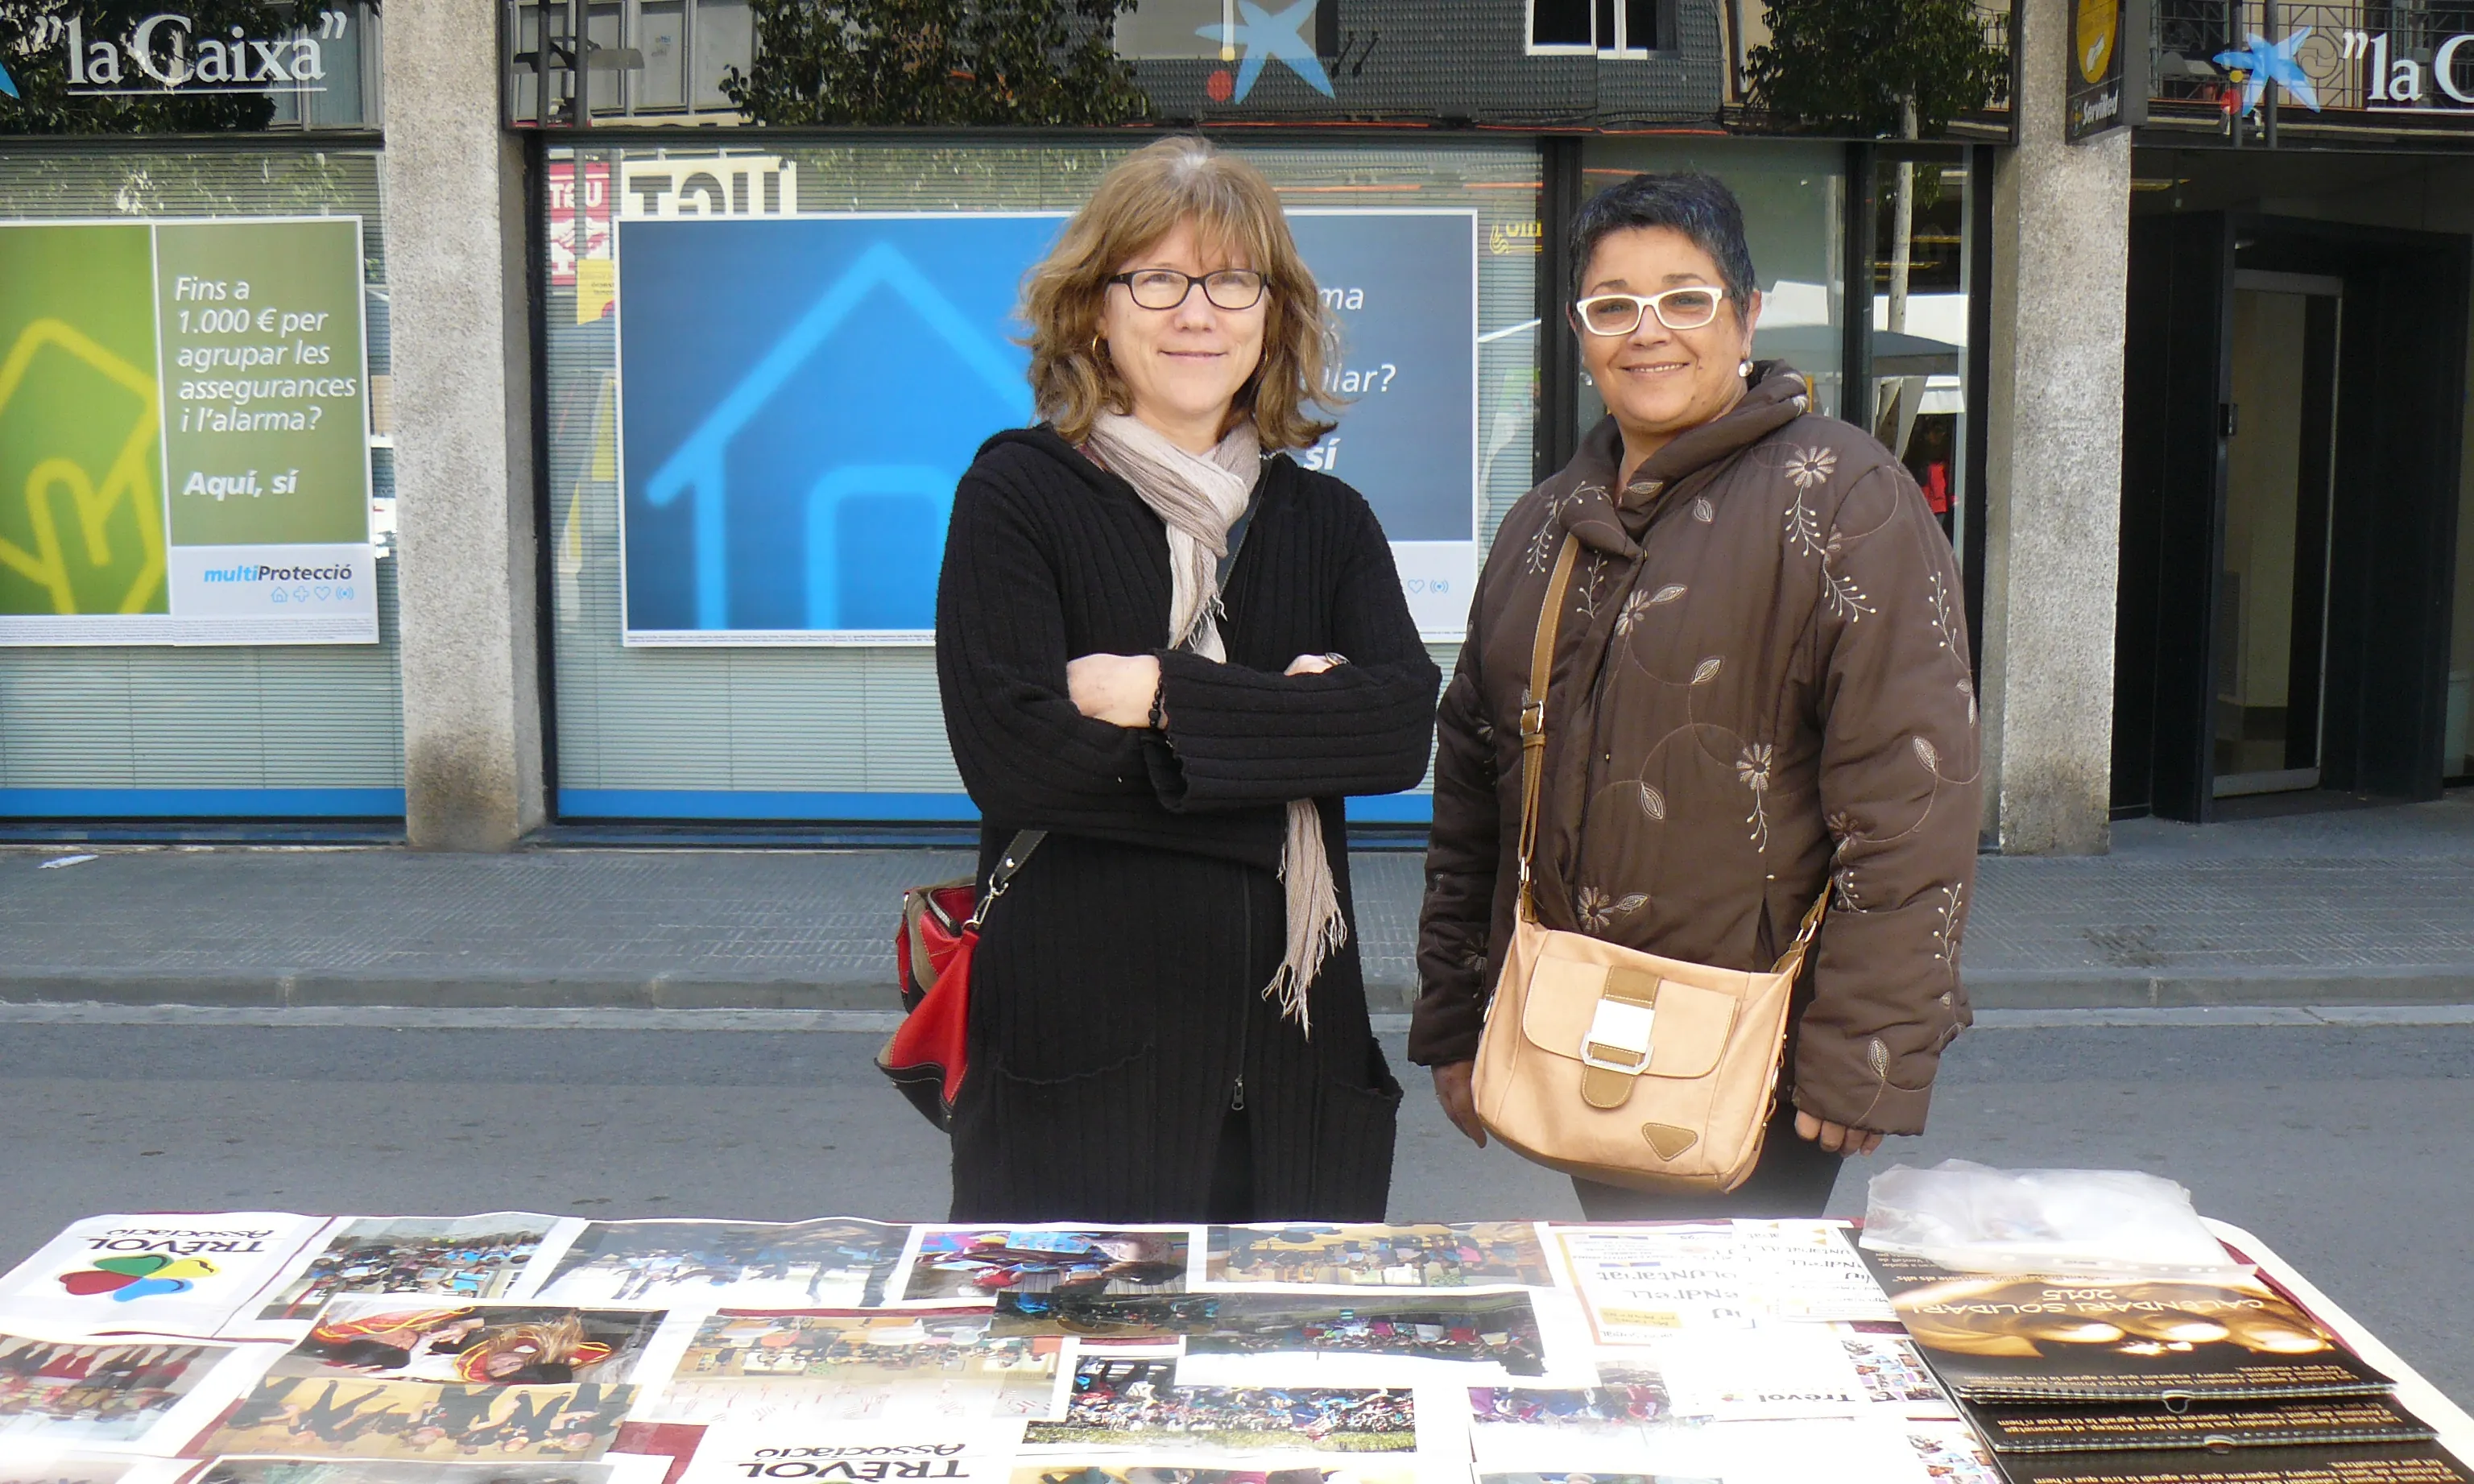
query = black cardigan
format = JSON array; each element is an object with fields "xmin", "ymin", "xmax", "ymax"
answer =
[{"xmin": 933, "ymin": 426, "xmax": 1440, "ymax": 1221}]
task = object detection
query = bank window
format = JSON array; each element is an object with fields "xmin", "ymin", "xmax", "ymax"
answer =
[
  {"xmin": 506, "ymin": 0, "xmax": 751, "ymax": 123},
  {"xmin": 1529, "ymin": 0, "xmax": 1670, "ymax": 56},
  {"xmin": 1869, "ymin": 149, "xmax": 1975, "ymax": 564}
]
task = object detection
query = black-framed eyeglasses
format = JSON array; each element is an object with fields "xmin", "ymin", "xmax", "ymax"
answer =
[
  {"xmin": 1573, "ymin": 286, "xmax": 1727, "ymax": 337},
  {"xmin": 1108, "ymin": 268, "xmax": 1268, "ymax": 312}
]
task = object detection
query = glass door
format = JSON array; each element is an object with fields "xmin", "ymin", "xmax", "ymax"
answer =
[{"xmin": 2215, "ymin": 270, "xmax": 2340, "ymax": 797}]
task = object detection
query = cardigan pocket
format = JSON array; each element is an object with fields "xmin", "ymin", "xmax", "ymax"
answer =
[
  {"xmin": 969, "ymin": 883, "xmax": 1160, "ymax": 1084},
  {"xmin": 1312, "ymin": 1041, "xmax": 1404, "ymax": 1219}
]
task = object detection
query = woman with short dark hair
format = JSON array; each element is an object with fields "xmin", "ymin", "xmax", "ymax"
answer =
[
  {"xmin": 1412, "ymin": 170, "xmax": 1982, "ymax": 1219},
  {"xmin": 936, "ymin": 137, "xmax": 1439, "ymax": 1222}
]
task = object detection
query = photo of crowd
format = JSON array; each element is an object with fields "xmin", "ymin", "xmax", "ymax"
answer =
[
  {"xmin": 902, "ymin": 1230, "xmax": 1189, "ymax": 1303},
  {"xmin": 1206, "ymin": 1225, "xmax": 1549, "ymax": 1290},
  {"xmin": 1188, "ymin": 1296, "xmax": 1548, "ymax": 1378},
  {"xmin": 199, "ymin": 1377, "xmax": 638, "ymax": 1460},
  {"xmin": 197, "ymin": 1459, "xmax": 622, "ymax": 1484},
  {"xmin": 1024, "ymin": 1357, "xmax": 1414, "ymax": 1453},
  {"xmin": 535, "ymin": 1219, "xmax": 905, "ymax": 1310},
  {"xmin": 1467, "ymin": 1383, "xmax": 1673, "ymax": 1432},
  {"xmin": 257, "ymin": 1217, "xmax": 556, "ymax": 1323},
  {"xmin": 994, "ymin": 1292, "xmax": 1546, "ymax": 1378},
  {"xmin": 272, "ymin": 1304, "xmax": 664, "ymax": 1387},
  {"xmin": 0, "ymin": 1333, "xmax": 223, "ymax": 1445},
  {"xmin": 655, "ymin": 1311, "xmax": 1060, "ymax": 1424}
]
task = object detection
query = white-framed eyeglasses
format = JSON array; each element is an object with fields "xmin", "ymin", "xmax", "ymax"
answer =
[{"xmin": 1573, "ymin": 286, "xmax": 1727, "ymax": 337}]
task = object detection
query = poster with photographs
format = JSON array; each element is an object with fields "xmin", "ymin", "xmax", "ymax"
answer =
[
  {"xmin": 267, "ymin": 1302, "xmax": 667, "ymax": 1387},
  {"xmin": 672, "ymin": 1422, "xmax": 1023, "ymax": 1484},
  {"xmin": 235, "ymin": 1216, "xmax": 567, "ymax": 1334},
  {"xmin": 0, "ymin": 1215, "xmax": 331, "ymax": 1338},
  {"xmin": 524, "ymin": 1219, "xmax": 908, "ymax": 1312},
  {"xmin": 1202, "ymin": 1225, "xmax": 1551, "ymax": 1292},
  {"xmin": 642, "ymin": 1310, "xmax": 1061, "ymax": 1425},
  {"xmin": 896, "ymin": 1229, "xmax": 1193, "ymax": 1305},
  {"xmin": 191, "ymin": 1458, "xmax": 670, "ymax": 1484},
  {"xmin": 0, "ymin": 1329, "xmax": 277, "ymax": 1452},
  {"xmin": 196, "ymin": 1375, "xmax": 639, "ymax": 1460},
  {"xmin": 1024, "ymin": 1352, "xmax": 1415, "ymax": 1454}
]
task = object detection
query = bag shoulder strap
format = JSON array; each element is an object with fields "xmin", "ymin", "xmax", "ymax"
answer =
[
  {"xmin": 1515, "ymin": 534, "xmax": 1582, "ymax": 919},
  {"xmin": 1513, "ymin": 532, "xmax": 1831, "ymax": 955},
  {"xmin": 1215, "ymin": 473, "xmax": 1265, "ymax": 593},
  {"xmin": 1770, "ymin": 890, "xmax": 1830, "ymax": 978},
  {"xmin": 966, "ymin": 828, "xmax": 1047, "ymax": 932}
]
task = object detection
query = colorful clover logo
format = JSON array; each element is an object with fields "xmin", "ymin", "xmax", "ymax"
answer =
[{"xmin": 59, "ymin": 1254, "xmax": 219, "ymax": 1301}]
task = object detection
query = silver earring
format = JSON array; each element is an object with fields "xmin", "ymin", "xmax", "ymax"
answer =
[{"xmin": 1738, "ymin": 358, "xmax": 1753, "ymax": 378}]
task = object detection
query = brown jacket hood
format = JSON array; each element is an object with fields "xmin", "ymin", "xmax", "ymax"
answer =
[{"xmin": 1410, "ymin": 364, "xmax": 1981, "ymax": 1135}]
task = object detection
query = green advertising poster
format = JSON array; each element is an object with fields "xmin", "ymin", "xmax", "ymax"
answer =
[
  {"xmin": 0, "ymin": 215, "xmax": 374, "ymax": 645},
  {"xmin": 0, "ymin": 223, "xmax": 169, "ymax": 618},
  {"xmin": 158, "ymin": 219, "xmax": 370, "ymax": 548}
]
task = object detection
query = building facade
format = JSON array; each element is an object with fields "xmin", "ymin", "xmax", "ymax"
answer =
[
  {"xmin": 2111, "ymin": 1, "xmax": 2474, "ymax": 820},
  {"xmin": 2, "ymin": 0, "xmax": 2166, "ymax": 854}
]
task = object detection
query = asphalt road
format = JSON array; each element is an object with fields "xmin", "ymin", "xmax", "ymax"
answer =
[{"xmin": 0, "ymin": 1018, "xmax": 2464, "ymax": 1404}]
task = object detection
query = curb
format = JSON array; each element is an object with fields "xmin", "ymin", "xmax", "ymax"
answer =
[
  {"xmin": 0, "ymin": 973, "xmax": 899, "ymax": 1011},
  {"xmin": 2, "ymin": 968, "xmax": 2471, "ymax": 1012},
  {"xmin": 1964, "ymin": 969, "xmax": 2474, "ymax": 1009}
]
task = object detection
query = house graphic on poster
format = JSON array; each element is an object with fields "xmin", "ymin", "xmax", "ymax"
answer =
[{"xmin": 642, "ymin": 240, "xmax": 1034, "ymax": 631}]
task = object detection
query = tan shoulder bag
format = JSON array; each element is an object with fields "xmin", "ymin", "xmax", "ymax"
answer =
[{"xmin": 1471, "ymin": 532, "xmax": 1827, "ymax": 1193}]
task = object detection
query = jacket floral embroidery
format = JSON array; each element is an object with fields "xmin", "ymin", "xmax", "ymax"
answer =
[{"xmin": 1409, "ymin": 365, "xmax": 1982, "ymax": 1135}]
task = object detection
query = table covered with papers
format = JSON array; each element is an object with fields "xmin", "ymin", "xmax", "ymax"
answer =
[{"xmin": 0, "ymin": 1211, "xmax": 2462, "ymax": 1484}]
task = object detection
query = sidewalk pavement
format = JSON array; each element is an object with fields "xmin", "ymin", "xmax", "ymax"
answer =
[{"xmin": 2, "ymin": 789, "xmax": 2468, "ymax": 1012}]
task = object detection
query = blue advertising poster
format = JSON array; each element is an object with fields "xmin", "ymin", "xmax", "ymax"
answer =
[{"xmin": 616, "ymin": 209, "xmax": 1476, "ymax": 643}]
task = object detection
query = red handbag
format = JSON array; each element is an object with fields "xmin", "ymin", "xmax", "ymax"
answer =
[{"xmin": 879, "ymin": 830, "xmax": 1044, "ymax": 1130}]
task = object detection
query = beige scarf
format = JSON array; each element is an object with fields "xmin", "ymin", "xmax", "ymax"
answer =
[{"xmin": 1086, "ymin": 411, "xmax": 1344, "ymax": 1034}]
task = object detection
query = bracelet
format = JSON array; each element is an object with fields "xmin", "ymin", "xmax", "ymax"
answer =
[
  {"xmin": 1147, "ymin": 680, "xmax": 1168, "ymax": 730},
  {"xmin": 1322, "ymin": 651, "xmax": 1348, "ymax": 668}
]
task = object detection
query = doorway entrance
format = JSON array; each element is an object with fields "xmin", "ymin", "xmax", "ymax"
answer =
[
  {"xmin": 2215, "ymin": 271, "xmax": 2339, "ymax": 798},
  {"xmin": 2116, "ymin": 210, "xmax": 2470, "ymax": 821}
]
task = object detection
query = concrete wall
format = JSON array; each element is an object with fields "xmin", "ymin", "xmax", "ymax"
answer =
[
  {"xmin": 380, "ymin": 0, "xmax": 545, "ymax": 849},
  {"xmin": 1979, "ymin": 0, "xmax": 2132, "ymax": 854}
]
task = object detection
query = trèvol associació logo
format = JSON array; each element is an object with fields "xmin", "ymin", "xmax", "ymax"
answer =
[{"xmin": 58, "ymin": 1254, "xmax": 221, "ymax": 1301}]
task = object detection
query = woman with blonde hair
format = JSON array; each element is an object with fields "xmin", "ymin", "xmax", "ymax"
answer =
[{"xmin": 935, "ymin": 136, "xmax": 1439, "ymax": 1222}]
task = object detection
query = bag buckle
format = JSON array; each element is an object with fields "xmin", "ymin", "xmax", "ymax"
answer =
[{"xmin": 1580, "ymin": 995, "xmax": 1656, "ymax": 1075}]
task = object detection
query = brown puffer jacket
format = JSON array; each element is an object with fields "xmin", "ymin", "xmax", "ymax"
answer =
[{"xmin": 1411, "ymin": 365, "xmax": 1981, "ymax": 1135}]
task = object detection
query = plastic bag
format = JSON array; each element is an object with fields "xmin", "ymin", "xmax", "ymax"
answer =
[{"xmin": 1860, "ymin": 1160, "xmax": 2244, "ymax": 1276}]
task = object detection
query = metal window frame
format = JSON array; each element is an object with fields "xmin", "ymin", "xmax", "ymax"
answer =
[{"xmin": 1527, "ymin": 0, "xmax": 1600, "ymax": 55}]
